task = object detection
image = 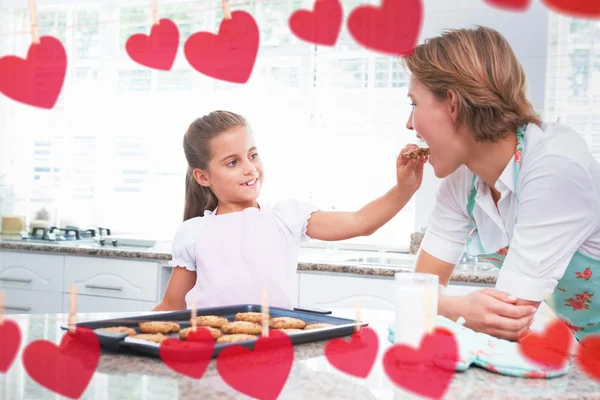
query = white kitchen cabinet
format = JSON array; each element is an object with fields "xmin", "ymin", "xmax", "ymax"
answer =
[
  {"xmin": 0, "ymin": 251, "xmax": 63, "ymax": 292},
  {"xmin": 297, "ymin": 271, "xmax": 492, "ymax": 312},
  {"xmin": 298, "ymin": 272, "xmax": 397, "ymax": 311},
  {"xmin": 2, "ymin": 288, "xmax": 62, "ymax": 314},
  {"xmin": 62, "ymin": 294, "xmax": 156, "ymax": 313},
  {"xmin": 64, "ymin": 256, "xmax": 159, "ymax": 302}
]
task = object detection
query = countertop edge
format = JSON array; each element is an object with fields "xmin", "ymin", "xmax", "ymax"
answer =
[{"xmin": 0, "ymin": 241, "xmax": 498, "ymax": 284}]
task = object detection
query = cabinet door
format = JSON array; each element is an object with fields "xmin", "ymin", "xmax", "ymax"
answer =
[
  {"xmin": 298, "ymin": 272, "xmax": 396, "ymax": 311},
  {"xmin": 0, "ymin": 251, "xmax": 64, "ymax": 292},
  {"xmin": 62, "ymin": 294, "xmax": 157, "ymax": 313},
  {"xmin": 64, "ymin": 257, "xmax": 159, "ymax": 302},
  {"xmin": 2, "ymin": 288, "xmax": 63, "ymax": 314}
]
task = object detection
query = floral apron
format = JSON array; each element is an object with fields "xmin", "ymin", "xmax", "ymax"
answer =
[{"xmin": 464, "ymin": 126, "xmax": 599, "ymax": 341}]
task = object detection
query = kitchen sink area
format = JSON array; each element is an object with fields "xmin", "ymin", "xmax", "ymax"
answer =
[{"xmin": 298, "ymin": 247, "xmax": 499, "ymax": 273}]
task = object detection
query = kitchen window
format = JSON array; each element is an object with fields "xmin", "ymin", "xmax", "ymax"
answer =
[{"xmin": 0, "ymin": 1, "xmax": 597, "ymax": 252}]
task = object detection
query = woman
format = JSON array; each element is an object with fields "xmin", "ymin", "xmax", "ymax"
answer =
[{"xmin": 404, "ymin": 26, "xmax": 600, "ymax": 342}]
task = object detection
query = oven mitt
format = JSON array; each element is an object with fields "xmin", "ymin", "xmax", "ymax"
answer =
[{"xmin": 387, "ymin": 315, "xmax": 569, "ymax": 378}]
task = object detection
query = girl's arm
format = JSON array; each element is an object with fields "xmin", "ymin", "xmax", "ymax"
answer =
[
  {"xmin": 306, "ymin": 146, "xmax": 425, "ymax": 241},
  {"xmin": 153, "ymin": 267, "xmax": 196, "ymax": 311}
]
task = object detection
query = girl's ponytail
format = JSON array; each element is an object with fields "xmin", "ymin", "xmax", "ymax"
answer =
[{"xmin": 183, "ymin": 168, "xmax": 218, "ymax": 221}]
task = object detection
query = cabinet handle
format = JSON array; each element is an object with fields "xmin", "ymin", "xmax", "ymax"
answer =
[
  {"xmin": 3, "ymin": 306, "xmax": 31, "ymax": 312},
  {"xmin": 85, "ymin": 284, "xmax": 123, "ymax": 291},
  {"xmin": 0, "ymin": 277, "xmax": 33, "ymax": 283}
]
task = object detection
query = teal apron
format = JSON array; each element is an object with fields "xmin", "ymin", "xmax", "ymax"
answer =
[{"xmin": 464, "ymin": 125, "xmax": 600, "ymax": 341}]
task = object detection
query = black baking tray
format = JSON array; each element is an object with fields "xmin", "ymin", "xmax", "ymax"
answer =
[{"xmin": 61, "ymin": 304, "xmax": 368, "ymax": 358}]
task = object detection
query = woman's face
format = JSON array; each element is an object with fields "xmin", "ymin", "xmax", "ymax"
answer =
[{"xmin": 406, "ymin": 77, "xmax": 466, "ymax": 178}]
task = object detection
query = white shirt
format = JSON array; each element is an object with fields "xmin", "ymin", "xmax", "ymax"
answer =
[
  {"xmin": 421, "ymin": 123, "xmax": 600, "ymax": 301},
  {"xmin": 169, "ymin": 199, "xmax": 319, "ymax": 309}
]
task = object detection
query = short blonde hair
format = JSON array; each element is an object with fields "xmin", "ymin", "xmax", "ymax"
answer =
[{"xmin": 404, "ymin": 26, "xmax": 541, "ymax": 141}]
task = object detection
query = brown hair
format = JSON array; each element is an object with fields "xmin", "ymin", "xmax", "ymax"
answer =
[
  {"xmin": 183, "ymin": 110, "xmax": 247, "ymax": 221},
  {"xmin": 403, "ymin": 26, "xmax": 541, "ymax": 141}
]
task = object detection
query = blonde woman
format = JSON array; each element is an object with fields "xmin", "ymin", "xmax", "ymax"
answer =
[{"xmin": 404, "ymin": 26, "xmax": 600, "ymax": 342}]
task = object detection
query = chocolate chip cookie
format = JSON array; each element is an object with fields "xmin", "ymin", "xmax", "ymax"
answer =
[
  {"xmin": 234, "ymin": 312, "xmax": 270, "ymax": 323},
  {"xmin": 138, "ymin": 321, "xmax": 180, "ymax": 334},
  {"xmin": 269, "ymin": 317, "xmax": 306, "ymax": 330},
  {"xmin": 179, "ymin": 326, "xmax": 222, "ymax": 340},
  {"xmin": 221, "ymin": 321, "xmax": 262, "ymax": 335},
  {"xmin": 195, "ymin": 315, "xmax": 229, "ymax": 328},
  {"xmin": 97, "ymin": 326, "xmax": 137, "ymax": 336},
  {"xmin": 132, "ymin": 333, "xmax": 167, "ymax": 343},
  {"xmin": 216, "ymin": 334, "xmax": 258, "ymax": 344}
]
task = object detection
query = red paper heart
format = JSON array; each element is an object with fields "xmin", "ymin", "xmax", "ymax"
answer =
[
  {"xmin": 289, "ymin": 0, "xmax": 343, "ymax": 46},
  {"xmin": 184, "ymin": 11, "xmax": 259, "ymax": 84},
  {"xmin": 383, "ymin": 328, "xmax": 458, "ymax": 400},
  {"xmin": 22, "ymin": 327, "xmax": 100, "ymax": 399},
  {"xmin": 542, "ymin": 0, "xmax": 600, "ymax": 18},
  {"xmin": 324, "ymin": 326, "xmax": 378, "ymax": 378},
  {"xmin": 578, "ymin": 335, "xmax": 600, "ymax": 381},
  {"xmin": 159, "ymin": 328, "xmax": 214, "ymax": 379},
  {"xmin": 0, "ymin": 36, "xmax": 67, "ymax": 109},
  {"xmin": 125, "ymin": 18, "xmax": 180, "ymax": 71},
  {"xmin": 346, "ymin": 0, "xmax": 422, "ymax": 56},
  {"xmin": 216, "ymin": 331, "xmax": 293, "ymax": 400},
  {"xmin": 518, "ymin": 319, "xmax": 572, "ymax": 369},
  {"xmin": 0, "ymin": 320, "xmax": 21, "ymax": 373},
  {"xmin": 484, "ymin": 0, "xmax": 531, "ymax": 11}
]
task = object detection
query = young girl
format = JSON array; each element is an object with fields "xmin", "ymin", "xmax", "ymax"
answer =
[{"xmin": 154, "ymin": 110, "xmax": 426, "ymax": 311}]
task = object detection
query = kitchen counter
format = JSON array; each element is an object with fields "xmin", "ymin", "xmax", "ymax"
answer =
[
  {"xmin": 2, "ymin": 308, "xmax": 598, "ymax": 400},
  {"xmin": 0, "ymin": 237, "xmax": 499, "ymax": 285}
]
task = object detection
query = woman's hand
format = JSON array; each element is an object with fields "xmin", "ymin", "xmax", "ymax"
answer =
[
  {"xmin": 396, "ymin": 144, "xmax": 427, "ymax": 193},
  {"xmin": 444, "ymin": 288, "xmax": 537, "ymax": 341}
]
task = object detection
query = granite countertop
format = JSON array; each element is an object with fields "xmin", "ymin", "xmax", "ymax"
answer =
[
  {"xmin": 2, "ymin": 308, "xmax": 599, "ymax": 400},
  {"xmin": 0, "ymin": 238, "xmax": 499, "ymax": 285}
]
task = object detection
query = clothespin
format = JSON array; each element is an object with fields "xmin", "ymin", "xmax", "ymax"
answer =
[
  {"xmin": 150, "ymin": 0, "xmax": 159, "ymax": 25},
  {"xmin": 68, "ymin": 284, "xmax": 77, "ymax": 334},
  {"xmin": 354, "ymin": 297, "xmax": 361, "ymax": 333},
  {"xmin": 190, "ymin": 299, "xmax": 197, "ymax": 332},
  {"xmin": 0, "ymin": 291, "xmax": 5, "ymax": 326},
  {"xmin": 27, "ymin": 0, "xmax": 40, "ymax": 44},
  {"xmin": 261, "ymin": 289, "xmax": 269, "ymax": 338},
  {"xmin": 222, "ymin": 0, "xmax": 232, "ymax": 20}
]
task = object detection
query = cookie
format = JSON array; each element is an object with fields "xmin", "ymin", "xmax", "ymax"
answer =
[
  {"xmin": 138, "ymin": 321, "xmax": 180, "ymax": 334},
  {"xmin": 132, "ymin": 333, "xmax": 167, "ymax": 343},
  {"xmin": 234, "ymin": 312, "xmax": 270, "ymax": 323},
  {"xmin": 272, "ymin": 328, "xmax": 303, "ymax": 334},
  {"xmin": 195, "ymin": 315, "xmax": 229, "ymax": 328},
  {"xmin": 179, "ymin": 326, "xmax": 222, "ymax": 340},
  {"xmin": 304, "ymin": 323, "xmax": 335, "ymax": 330},
  {"xmin": 269, "ymin": 317, "xmax": 306, "ymax": 330},
  {"xmin": 401, "ymin": 147, "xmax": 430, "ymax": 159},
  {"xmin": 97, "ymin": 326, "xmax": 137, "ymax": 336},
  {"xmin": 216, "ymin": 334, "xmax": 258, "ymax": 344},
  {"xmin": 221, "ymin": 321, "xmax": 263, "ymax": 335}
]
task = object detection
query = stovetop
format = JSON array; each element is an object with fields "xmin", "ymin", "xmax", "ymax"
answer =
[{"xmin": 20, "ymin": 226, "xmax": 111, "ymax": 242}]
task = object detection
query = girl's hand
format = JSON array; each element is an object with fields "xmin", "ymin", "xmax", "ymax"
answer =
[{"xmin": 396, "ymin": 144, "xmax": 427, "ymax": 193}]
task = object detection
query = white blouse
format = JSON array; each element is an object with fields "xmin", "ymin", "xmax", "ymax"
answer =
[
  {"xmin": 168, "ymin": 199, "xmax": 319, "ymax": 309},
  {"xmin": 421, "ymin": 123, "xmax": 600, "ymax": 301}
]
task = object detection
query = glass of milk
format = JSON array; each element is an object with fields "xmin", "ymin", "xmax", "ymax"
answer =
[{"xmin": 390, "ymin": 272, "xmax": 439, "ymax": 348}]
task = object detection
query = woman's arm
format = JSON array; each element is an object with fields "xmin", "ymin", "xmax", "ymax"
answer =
[
  {"xmin": 415, "ymin": 249, "xmax": 536, "ymax": 340},
  {"xmin": 153, "ymin": 267, "xmax": 196, "ymax": 311},
  {"xmin": 307, "ymin": 147, "xmax": 426, "ymax": 241}
]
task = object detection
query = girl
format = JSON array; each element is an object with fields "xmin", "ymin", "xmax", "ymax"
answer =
[
  {"xmin": 154, "ymin": 110, "xmax": 426, "ymax": 310},
  {"xmin": 406, "ymin": 26, "xmax": 600, "ymax": 342}
]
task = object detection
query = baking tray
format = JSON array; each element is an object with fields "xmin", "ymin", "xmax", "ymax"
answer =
[{"xmin": 61, "ymin": 304, "xmax": 368, "ymax": 358}]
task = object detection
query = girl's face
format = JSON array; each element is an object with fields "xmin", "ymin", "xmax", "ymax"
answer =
[
  {"xmin": 406, "ymin": 77, "xmax": 467, "ymax": 178},
  {"xmin": 197, "ymin": 126, "xmax": 264, "ymax": 206}
]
